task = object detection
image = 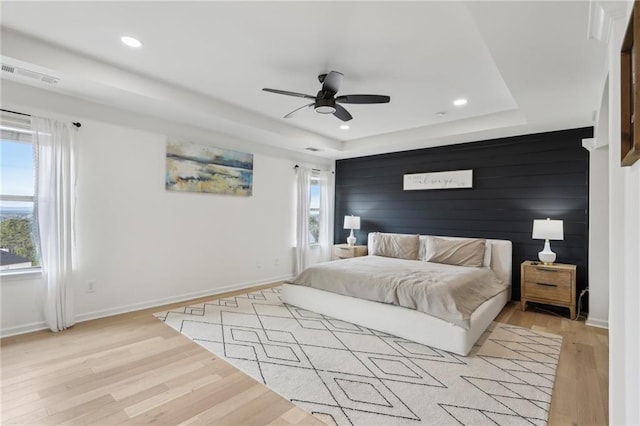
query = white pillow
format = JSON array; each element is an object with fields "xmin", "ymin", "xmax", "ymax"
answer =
[
  {"xmin": 418, "ymin": 235, "xmax": 429, "ymax": 261},
  {"xmin": 424, "ymin": 236, "xmax": 486, "ymax": 267},
  {"xmin": 370, "ymin": 232, "xmax": 420, "ymax": 260},
  {"xmin": 483, "ymin": 241, "xmax": 492, "ymax": 268},
  {"xmin": 422, "ymin": 236, "xmax": 492, "ymax": 268}
]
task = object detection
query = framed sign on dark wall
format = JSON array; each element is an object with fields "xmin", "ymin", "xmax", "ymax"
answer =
[{"xmin": 621, "ymin": 0, "xmax": 640, "ymax": 167}]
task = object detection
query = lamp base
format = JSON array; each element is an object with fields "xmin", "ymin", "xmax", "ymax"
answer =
[
  {"xmin": 347, "ymin": 229, "xmax": 356, "ymax": 246},
  {"xmin": 538, "ymin": 239, "xmax": 556, "ymax": 265}
]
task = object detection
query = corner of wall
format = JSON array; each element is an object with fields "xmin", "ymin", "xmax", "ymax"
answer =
[{"xmin": 585, "ymin": 316, "xmax": 609, "ymax": 329}]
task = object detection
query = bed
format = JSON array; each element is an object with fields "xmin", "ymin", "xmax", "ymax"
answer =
[{"xmin": 281, "ymin": 232, "xmax": 512, "ymax": 356}]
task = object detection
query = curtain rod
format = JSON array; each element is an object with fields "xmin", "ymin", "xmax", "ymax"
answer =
[
  {"xmin": 1, "ymin": 108, "xmax": 82, "ymax": 128},
  {"xmin": 294, "ymin": 164, "xmax": 334, "ymax": 174}
]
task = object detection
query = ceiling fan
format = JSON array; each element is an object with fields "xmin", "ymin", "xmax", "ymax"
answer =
[{"xmin": 262, "ymin": 71, "xmax": 390, "ymax": 122}]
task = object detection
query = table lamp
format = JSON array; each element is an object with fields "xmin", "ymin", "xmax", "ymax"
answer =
[
  {"xmin": 532, "ymin": 218, "xmax": 564, "ymax": 264},
  {"xmin": 343, "ymin": 215, "xmax": 360, "ymax": 246}
]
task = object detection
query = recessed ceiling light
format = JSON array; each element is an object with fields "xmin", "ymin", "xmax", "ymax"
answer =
[
  {"xmin": 340, "ymin": 125, "xmax": 350, "ymax": 130},
  {"xmin": 121, "ymin": 36, "xmax": 142, "ymax": 48},
  {"xmin": 453, "ymin": 98, "xmax": 468, "ymax": 106}
]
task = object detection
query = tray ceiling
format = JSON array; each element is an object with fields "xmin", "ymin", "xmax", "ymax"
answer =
[{"xmin": 0, "ymin": 1, "xmax": 609, "ymax": 158}]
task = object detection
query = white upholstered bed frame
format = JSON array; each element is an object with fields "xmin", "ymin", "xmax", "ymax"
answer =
[{"xmin": 281, "ymin": 234, "xmax": 512, "ymax": 356}]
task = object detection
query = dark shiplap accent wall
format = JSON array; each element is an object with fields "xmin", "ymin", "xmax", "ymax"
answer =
[{"xmin": 334, "ymin": 127, "xmax": 592, "ymax": 306}]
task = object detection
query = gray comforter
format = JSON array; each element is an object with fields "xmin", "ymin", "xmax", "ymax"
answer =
[{"xmin": 285, "ymin": 255, "xmax": 508, "ymax": 329}]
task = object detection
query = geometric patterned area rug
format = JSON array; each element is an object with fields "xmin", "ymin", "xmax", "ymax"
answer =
[{"xmin": 155, "ymin": 287, "xmax": 562, "ymax": 426}]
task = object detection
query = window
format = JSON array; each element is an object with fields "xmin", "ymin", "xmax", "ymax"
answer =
[
  {"xmin": 309, "ymin": 175, "xmax": 320, "ymax": 244},
  {"xmin": 0, "ymin": 112, "xmax": 40, "ymax": 272}
]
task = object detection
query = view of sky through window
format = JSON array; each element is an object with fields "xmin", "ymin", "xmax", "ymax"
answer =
[
  {"xmin": 310, "ymin": 183, "xmax": 320, "ymax": 209},
  {"xmin": 1, "ymin": 139, "xmax": 34, "ymax": 208}
]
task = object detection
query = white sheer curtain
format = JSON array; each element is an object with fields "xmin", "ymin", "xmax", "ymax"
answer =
[
  {"xmin": 318, "ymin": 170, "xmax": 334, "ymax": 262},
  {"xmin": 294, "ymin": 167, "xmax": 312, "ymax": 275},
  {"xmin": 32, "ymin": 116, "xmax": 77, "ymax": 332}
]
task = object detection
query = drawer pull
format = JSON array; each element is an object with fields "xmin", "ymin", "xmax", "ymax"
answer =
[
  {"xmin": 536, "ymin": 268, "xmax": 558, "ymax": 272},
  {"xmin": 536, "ymin": 282, "xmax": 558, "ymax": 287},
  {"xmin": 338, "ymin": 247, "xmax": 350, "ymax": 251}
]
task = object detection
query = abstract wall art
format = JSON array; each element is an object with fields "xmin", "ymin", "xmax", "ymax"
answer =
[{"xmin": 166, "ymin": 140, "xmax": 253, "ymax": 196}]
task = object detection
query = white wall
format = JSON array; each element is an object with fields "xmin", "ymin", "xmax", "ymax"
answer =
[
  {"xmin": 602, "ymin": 3, "xmax": 640, "ymax": 424},
  {"xmin": 586, "ymin": 143, "xmax": 610, "ymax": 328},
  {"xmin": 585, "ymin": 72, "xmax": 610, "ymax": 329},
  {"xmin": 0, "ymin": 82, "xmax": 332, "ymax": 336}
]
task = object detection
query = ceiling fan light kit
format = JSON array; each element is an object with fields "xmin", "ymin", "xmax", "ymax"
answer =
[
  {"xmin": 314, "ymin": 98, "xmax": 336, "ymax": 114},
  {"xmin": 263, "ymin": 70, "xmax": 390, "ymax": 122}
]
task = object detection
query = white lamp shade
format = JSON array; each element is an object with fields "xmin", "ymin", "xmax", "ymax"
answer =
[
  {"xmin": 532, "ymin": 218, "xmax": 564, "ymax": 240},
  {"xmin": 343, "ymin": 215, "xmax": 360, "ymax": 230}
]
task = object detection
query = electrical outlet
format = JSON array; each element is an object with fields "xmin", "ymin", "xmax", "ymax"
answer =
[{"xmin": 86, "ymin": 280, "xmax": 96, "ymax": 293}]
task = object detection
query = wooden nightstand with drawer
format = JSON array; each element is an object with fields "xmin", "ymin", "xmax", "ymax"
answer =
[
  {"xmin": 521, "ymin": 260, "xmax": 577, "ymax": 319},
  {"xmin": 332, "ymin": 244, "xmax": 368, "ymax": 260}
]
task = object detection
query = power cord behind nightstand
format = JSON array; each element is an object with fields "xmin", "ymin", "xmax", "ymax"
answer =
[{"xmin": 575, "ymin": 287, "xmax": 589, "ymax": 320}]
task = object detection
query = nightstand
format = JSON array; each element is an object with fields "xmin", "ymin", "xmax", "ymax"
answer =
[
  {"xmin": 521, "ymin": 260, "xmax": 577, "ymax": 319},
  {"xmin": 332, "ymin": 244, "xmax": 368, "ymax": 260}
]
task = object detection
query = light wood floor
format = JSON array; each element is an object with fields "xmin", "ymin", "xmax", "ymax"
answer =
[{"xmin": 1, "ymin": 283, "xmax": 608, "ymax": 425}]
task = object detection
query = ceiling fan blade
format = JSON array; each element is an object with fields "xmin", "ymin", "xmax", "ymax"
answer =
[
  {"xmin": 322, "ymin": 71, "xmax": 343, "ymax": 95},
  {"xmin": 335, "ymin": 94, "xmax": 390, "ymax": 104},
  {"xmin": 263, "ymin": 88, "xmax": 316, "ymax": 100},
  {"xmin": 284, "ymin": 103, "xmax": 314, "ymax": 118},
  {"xmin": 333, "ymin": 104, "xmax": 353, "ymax": 121}
]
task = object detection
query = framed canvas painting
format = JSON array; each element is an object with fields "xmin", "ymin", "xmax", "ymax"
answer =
[{"xmin": 166, "ymin": 140, "xmax": 253, "ymax": 196}]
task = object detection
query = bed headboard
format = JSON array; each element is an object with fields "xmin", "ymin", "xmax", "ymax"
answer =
[{"xmin": 367, "ymin": 233, "xmax": 513, "ymax": 286}]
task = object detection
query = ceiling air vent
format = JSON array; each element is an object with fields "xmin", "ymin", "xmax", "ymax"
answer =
[
  {"xmin": 1, "ymin": 63, "xmax": 59, "ymax": 84},
  {"xmin": 40, "ymin": 75, "xmax": 59, "ymax": 84},
  {"xmin": 305, "ymin": 147, "xmax": 321, "ymax": 152}
]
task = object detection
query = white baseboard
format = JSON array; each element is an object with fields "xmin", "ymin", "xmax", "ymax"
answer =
[
  {"xmin": 1, "ymin": 321, "xmax": 49, "ymax": 338},
  {"xmin": 585, "ymin": 315, "xmax": 609, "ymax": 329},
  {"xmin": 74, "ymin": 274, "xmax": 293, "ymax": 323},
  {"xmin": 1, "ymin": 275, "xmax": 293, "ymax": 338}
]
